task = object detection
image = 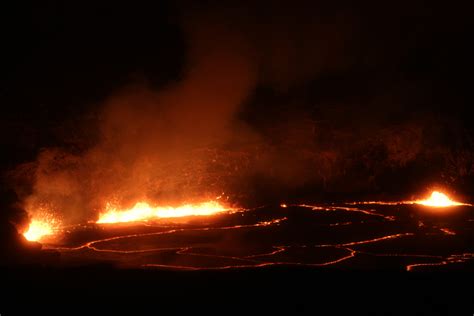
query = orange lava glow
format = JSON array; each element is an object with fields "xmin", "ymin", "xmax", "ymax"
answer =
[
  {"xmin": 97, "ymin": 200, "xmax": 232, "ymax": 224},
  {"xmin": 414, "ymin": 191, "xmax": 467, "ymax": 207},
  {"xmin": 346, "ymin": 190, "xmax": 471, "ymax": 208},
  {"xmin": 23, "ymin": 216, "xmax": 60, "ymax": 242}
]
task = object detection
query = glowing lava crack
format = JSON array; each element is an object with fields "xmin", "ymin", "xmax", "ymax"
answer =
[{"xmin": 20, "ymin": 189, "xmax": 474, "ymax": 272}]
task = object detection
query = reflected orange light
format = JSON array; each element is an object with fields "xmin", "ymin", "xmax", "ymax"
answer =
[{"xmin": 97, "ymin": 200, "xmax": 231, "ymax": 224}]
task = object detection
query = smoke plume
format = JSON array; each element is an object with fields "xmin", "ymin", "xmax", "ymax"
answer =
[{"xmin": 9, "ymin": 1, "xmax": 473, "ymax": 226}]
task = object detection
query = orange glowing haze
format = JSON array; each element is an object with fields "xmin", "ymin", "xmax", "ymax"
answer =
[
  {"xmin": 414, "ymin": 191, "xmax": 467, "ymax": 207},
  {"xmin": 97, "ymin": 200, "xmax": 232, "ymax": 224}
]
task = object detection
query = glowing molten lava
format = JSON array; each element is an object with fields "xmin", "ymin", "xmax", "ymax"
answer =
[
  {"xmin": 23, "ymin": 217, "xmax": 59, "ymax": 242},
  {"xmin": 97, "ymin": 200, "xmax": 231, "ymax": 224},
  {"xmin": 414, "ymin": 191, "xmax": 466, "ymax": 207}
]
